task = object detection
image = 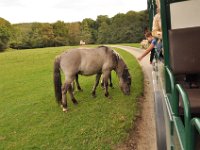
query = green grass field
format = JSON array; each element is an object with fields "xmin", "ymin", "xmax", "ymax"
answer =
[
  {"xmin": 112, "ymin": 43, "xmax": 141, "ymax": 48},
  {"xmin": 0, "ymin": 46, "xmax": 143, "ymax": 150}
]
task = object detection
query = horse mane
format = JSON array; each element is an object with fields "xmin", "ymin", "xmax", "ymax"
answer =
[
  {"xmin": 98, "ymin": 45, "xmax": 108, "ymax": 49},
  {"xmin": 111, "ymin": 50, "xmax": 131, "ymax": 83},
  {"xmin": 98, "ymin": 45, "xmax": 109, "ymax": 53},
  {"xmin": 112, "ymin": 50, "xmax": 120, "ymax": 61},
  {"xmin": 98, "ymin": 46, "xmax": 121, "ymax": 68}
]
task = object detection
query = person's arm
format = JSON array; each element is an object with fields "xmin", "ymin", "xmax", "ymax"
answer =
[{"xmin": 138, "ymin": 43, "xmax": 154, "ymax": 61}]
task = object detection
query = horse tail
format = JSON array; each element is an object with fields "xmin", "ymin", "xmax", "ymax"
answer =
[{"xmin": 53, "ymin": 56, "xmax": 62, "ymax": 104}]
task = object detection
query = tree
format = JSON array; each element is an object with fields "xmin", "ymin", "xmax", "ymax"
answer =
[
  {"xmin": 53, "ymin": 21, "xmax": 69, "ymax": 46},
  {"xmin": 96, "ymin": 15, "xmax": 110, "ymax": 28},
  {"xmin": 96, "ymin": 15, "xmax": 111, "ymax": 44},
  {"xmin": 67, "ymin": 22, "xmax": 81, "ymax": 45},
  {"xmin": 7, "ymin": 10, "xmax": 148, "ymax": 50},
  {"xmin": 80, "ymin": 18, "xmax": 97, "ymax": 44},
  {"xmin": 40, "ymin": 23, "xmax": 54, "ymax": 47},
  {"xmin": 97, "ymin": 22, "xmax": 110, "ymax": 44},
  {"xmin": 0, "ymin": 17, "xmax": 12, "ymax": 51},
  {"xmin": 10, "ymin": 23, "xmax": 32, "ymax": 49},
  {"xmin": 109, "ymin": 13, "xmax": 126, "ymax": 43}
]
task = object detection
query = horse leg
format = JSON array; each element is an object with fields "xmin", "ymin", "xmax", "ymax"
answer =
[
  {"xmin": 61, "ymin": 82, "xmax": 70, "ymax": 112},
  {"xmin": 91, "ymin": 73, "xmax": 101, "ymax": 97},
  {"xmin": 103, "ymin": 71, "xmax": 111, "ymax": 97},
  {"xmin": 109, "ymin": 73, "xmax": 113, "ymax": 88},
  {"xmin": 100, "ymin": 77, "xmax": 104, "ymax": 88},
  {"xmin": 101, "ymin": 74, "xmax": 112, "ymax": 88},
  {"xmin": 68, "ymin": 84, "xmax": 78, "ymax": 105},
  {"xmin": 71, "ymin": 81, "xmax": 75, "ymax": 92},
  {"xmin": 75, "ymin": 74, "xmax": 83, "ymax": 91}
]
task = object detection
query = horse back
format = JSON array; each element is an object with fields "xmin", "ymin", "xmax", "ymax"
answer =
[
  {"xmin": 59, "ymin": 47, "xmax": 117, "ymax": 76},
  {"xmin": 60, "ymin": 50, "xmax": 82, "ymax": 76}
]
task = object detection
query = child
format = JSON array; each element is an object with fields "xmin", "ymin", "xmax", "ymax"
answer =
[{"xmin": 138, "ymin": 32, "xmax": 157, "ymax": 64}]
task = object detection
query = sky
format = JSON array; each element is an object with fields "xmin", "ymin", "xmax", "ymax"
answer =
[{"xmin": 0, "ymin": 0, "xmax": 147, "ymax": 24}]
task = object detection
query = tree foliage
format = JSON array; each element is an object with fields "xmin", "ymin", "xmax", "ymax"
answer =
[
  {"xmin": 0, "ymin": 18, "xmax": 12, "ymax": 51},
  {"xmin": 2, "ymin": 10, "xmax": 148, "ymax": 50}
]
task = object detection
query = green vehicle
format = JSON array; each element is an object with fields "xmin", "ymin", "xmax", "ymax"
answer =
[{"xmin": 147, "ymin": 0, "xmax": 200, "ymax": 150}]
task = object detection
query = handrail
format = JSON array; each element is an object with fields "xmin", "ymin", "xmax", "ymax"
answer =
[
  {"xmin": 190, "ymin": 118, "xmax": 200, "ymax": 150},
  {"xmin": 191, "ymin": 118, "xmax": 200, "ymax": 134},
  {"xmin": 169, "ymin": 0, "xmax": 188, "ymax": 3},
  {"xmin": 175, "ymin": 84, "xmax": 191, "ymax": 150},
  {"xmin": 165, "ymin": 66, "xmax": 175, "ymax": 93},
  {"xmin": 165, "ymin": 66, "xmax": 178, "ymax": 115}
]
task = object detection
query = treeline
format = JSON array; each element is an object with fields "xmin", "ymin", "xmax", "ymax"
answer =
[{"xmin": 0, "ymin": 10, "xmax": 148, "ymax": 51}]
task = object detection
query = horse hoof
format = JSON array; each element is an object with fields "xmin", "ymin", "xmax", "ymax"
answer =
[
  {"xmin": 91, "ymin": 91, "xmax": 96, "ymax": 98},
  {"xmin": 109, "ymin": 84, "xmax": 113, "ymax": 88},
  {"xmin": 72, "ymin": 98, "xmax": 78, "ymax": 105},
  {"xmin": 62, "ymin": 108, "xmax": 68, "ymax": 112},
  {"xmin": 92, "ymin": 94, "xmax": 96, "ymax": 98},
  {"xmin": 73, "ymin": 100, "xmax": 78, "ymax": 105},
  {"xmin": 105, "ymin": 93, "xmax": 109, "ymax": 97}
]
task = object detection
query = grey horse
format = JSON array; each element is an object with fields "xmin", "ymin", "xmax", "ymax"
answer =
[
  {"xmin": 53, "ymin": 46, "xmax": 131, "ymax": 112},
  {"xmin": 73, "ymin": 72, "xmax": 113, "ymax": 92}
]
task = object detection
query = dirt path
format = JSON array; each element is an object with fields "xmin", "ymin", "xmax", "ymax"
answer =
[{"xmin": 113, "ymin": 45, "xmax": 157, "ymax": 150}]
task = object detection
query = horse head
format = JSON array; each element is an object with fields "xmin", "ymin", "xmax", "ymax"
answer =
[{"xmin": 115, "ymin": 57, "xmax": 131, "ymax": 95}]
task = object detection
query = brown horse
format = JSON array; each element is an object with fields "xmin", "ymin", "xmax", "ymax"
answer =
[{"xmin": 53, "ymin": 46, "xmax": 131, "ymax": 112}]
